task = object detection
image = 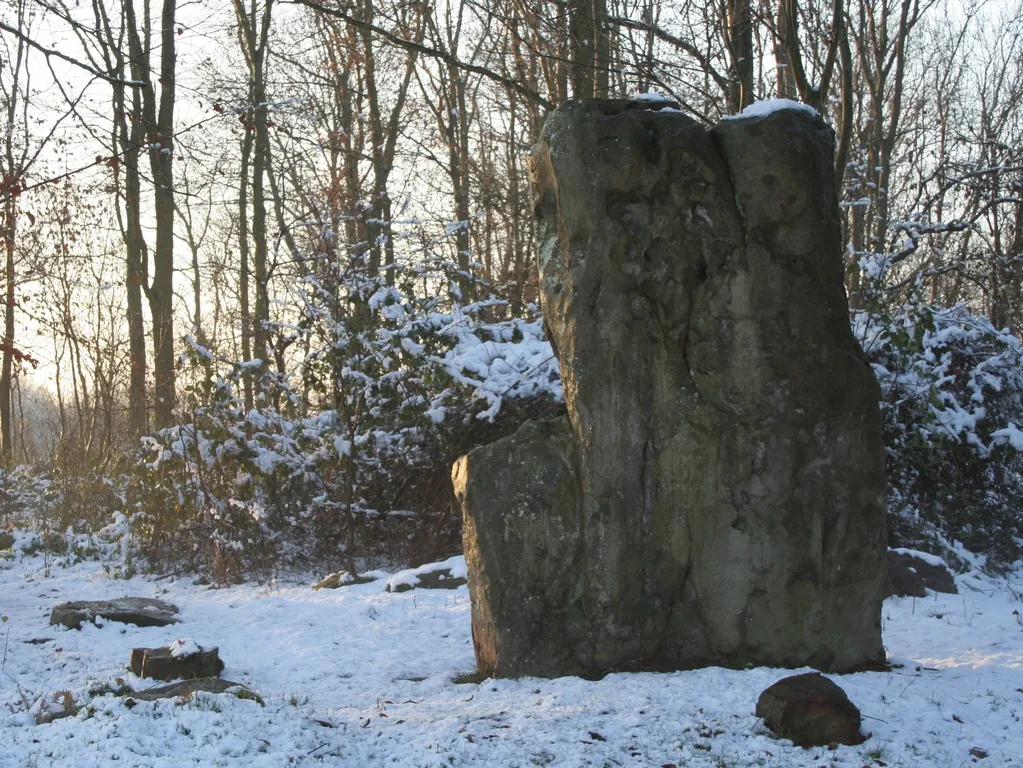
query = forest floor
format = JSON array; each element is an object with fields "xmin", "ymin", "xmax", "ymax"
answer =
[{"xmin": 1, "ymin": 536, "xmax": 1021, "ymax": 767}]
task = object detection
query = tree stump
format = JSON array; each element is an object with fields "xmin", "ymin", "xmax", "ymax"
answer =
[
  {"xmin": 50, "ymin": 598, "xmax": 179, "ymax": 630},
  {"xmin": 130, "ymin": 642, "xmax": 224, "ymax": 681}
]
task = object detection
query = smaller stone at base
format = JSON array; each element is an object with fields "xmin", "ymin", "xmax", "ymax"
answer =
[
  {"xmin": 755, "ymin": 673, "xmax": 864, "ymax": 747},
  {"xmin": 50, "ymin": 597, "xmax": 179, "ymax": 630}
]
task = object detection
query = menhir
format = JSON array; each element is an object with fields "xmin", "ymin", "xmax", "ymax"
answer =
[{"xmin": 454, "ymin": 99, "xmax": 887, "ymax": 679}]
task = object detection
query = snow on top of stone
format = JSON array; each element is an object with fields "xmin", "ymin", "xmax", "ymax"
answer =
[
  {"xmin": 891, "ymin": 547, "xmax": 949, "ymax": 569},
  {"xmin": 721, "ymin": 98, "xmax": 819, "ymax": 120},
  {"xmin": 628, "ymin": 92, "xmax": 681, "ymax": 111},
  {"xmin": 385, "ymin": 555, "xmax": 467, "ymax": 591}
]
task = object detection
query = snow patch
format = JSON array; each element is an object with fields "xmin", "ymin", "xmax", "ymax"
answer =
[
  {"xmin": 3, "ymin": 541, "xmax": 1022, "ymax": 766},
  {"xmin": 891, "ymin": 547, "xmax": 949, "ymax": 569},
  {"xmin": 722, "ymin": 98, "xmax": 819, "ymax": 120},
  {"xmin": 992, "ymin": 422, "xmax": 1023, "ymax": 451},
  {"xmin": 436, "ymin": 317, "xmax": 561, "ymax": 421},
  {"xmin": 168, "ymin": 638, "xmax": 202, "ymax": 658}
]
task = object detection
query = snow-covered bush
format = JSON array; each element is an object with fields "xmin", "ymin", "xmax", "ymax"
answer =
[
  {"xmin": 856, "ymin": 303, "xmax": 1023, "ymax": 567},
  {"xmin": 0, "ymin": 464, "xmax": 120, "ymax": 545},
  {"xmin": 121, "ymin": 249, "xmax": 561, "ymax": 579},
  {"xmin": 0, "ymin": 465, "xmax": 52, "ymax": 526}
]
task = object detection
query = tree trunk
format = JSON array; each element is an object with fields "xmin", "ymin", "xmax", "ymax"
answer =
[
  {"xmin": 124, "ymin": 0, "xmax": 178, "ymax": 429},
  {"xmin": 238, "ymin": 130, "xmax": 254, "ymax": 411},
  {"xmin": 121, "ymin": 80, "xmax": 150, "ymax": 435},
  {"xmin": 725, "ymin": 0, "xmax": 754, "ymax": 111},
  {"xmin": 447, "ymin": 60, "xmax": 473, "ymax": 303},
  {"xmin": 98, "ymin": 0, "xmax": 150, "ymax": 436},
  {"xmin": 149, "ymin": 0, "xmax": 178, "ymax": 428},
  {"xmin": 569, "ymin": 0, "xmax": 609, "ymax": 98},
  {"xmin": 234, "ymin": 0, "xmax": 274, "ymax": 396},
  {"xmin": 0, "ymin": 194, "xmax": 15, "ymax": 462},
  {"xmin": 0, "ymin": 2, "xmax": 27, "ymax": 462}
]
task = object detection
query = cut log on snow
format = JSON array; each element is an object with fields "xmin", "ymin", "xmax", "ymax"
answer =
[
  {"xmin": 456, "ymin": 99, "xmax": 887, "ymax": 679},
  {"xmin": 49, "ymin": 597, "xmax": 179, "ymax": 630},
  {"xmin": 130, "ymin": 641, "xmax": 224, "ymax": 681}
]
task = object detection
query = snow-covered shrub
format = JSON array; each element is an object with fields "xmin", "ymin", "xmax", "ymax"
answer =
[
  {"xmin": 856, "ymin": 303, "xmax": 1023, "ymax": 567},
  {"xmin": 123, "ymin": 250, "xmax": 560, "ymax": 579},
  {"xmin": 0, "ymin": 465, "xmax": 52, "ymax": 526},
  {"xmin": 0, "ymin": 464, "xmax": 118, "ymax": 547}
]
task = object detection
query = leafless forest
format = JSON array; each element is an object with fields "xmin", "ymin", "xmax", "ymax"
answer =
[{"xmin": 1, "ymin": 0, "xmax": 1021, "ymax": 578}]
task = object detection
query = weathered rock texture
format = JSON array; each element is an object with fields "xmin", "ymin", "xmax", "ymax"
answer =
[
  {"xmin": 455, "ymin": 99, "xmax": 888, "ymax": 679},
  {"xmin": 50, "ymin": 597, "xmax": 180, "ymax": 630}
]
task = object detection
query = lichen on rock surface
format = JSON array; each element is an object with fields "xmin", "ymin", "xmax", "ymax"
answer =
[{"xmin": 454, "ymin": 99, "xmax": 887, "ymax": 679}]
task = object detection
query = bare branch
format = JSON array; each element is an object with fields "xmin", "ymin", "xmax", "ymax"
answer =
[
  {"xmin": 286, "ymin": 0, "xmax": 554, "ymax": 110},
  {"xmin": 0, "ymin": 18, "xmax": 147, "ymax": 88},
  {"xmin": 608, "ymin": 15, "xmax": 731, "ymax": 97}
]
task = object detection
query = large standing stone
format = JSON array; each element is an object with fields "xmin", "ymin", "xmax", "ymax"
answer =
[{"xmin": 455, "ymin": 99, "xmax": 887, "ymax": 678}]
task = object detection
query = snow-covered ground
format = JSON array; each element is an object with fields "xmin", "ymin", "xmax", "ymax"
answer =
[{"xmin": 1, "ymin": 546, "xmax": 1021, "ymax": 767}]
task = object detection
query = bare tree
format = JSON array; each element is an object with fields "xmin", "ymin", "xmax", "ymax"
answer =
[{"xmin": 0, "ymin": 0, "xmax": 80, "ymax": 460}]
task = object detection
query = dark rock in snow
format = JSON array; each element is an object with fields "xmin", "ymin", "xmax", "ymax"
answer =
[
  {"xmin": 0, "ymin": 532, "xmax": 13, "ymax": 550},
  {"xmin": 887, "ymin": 549, "xmax": 958, "ymax": 597},
  {"xmin": 130, "ymin": 642, "xmax": 224, "ymax": 681},
  {"xmin": 756, "ymin": 673, "xmax": 864, "ymax": 747},
  {"xmin": 50, "ymin": 597, "xmax": 180, "ymax": 630},
  {"xmin": 455, "ymin": 99, "xmax": 887, "ymax": 679}
]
